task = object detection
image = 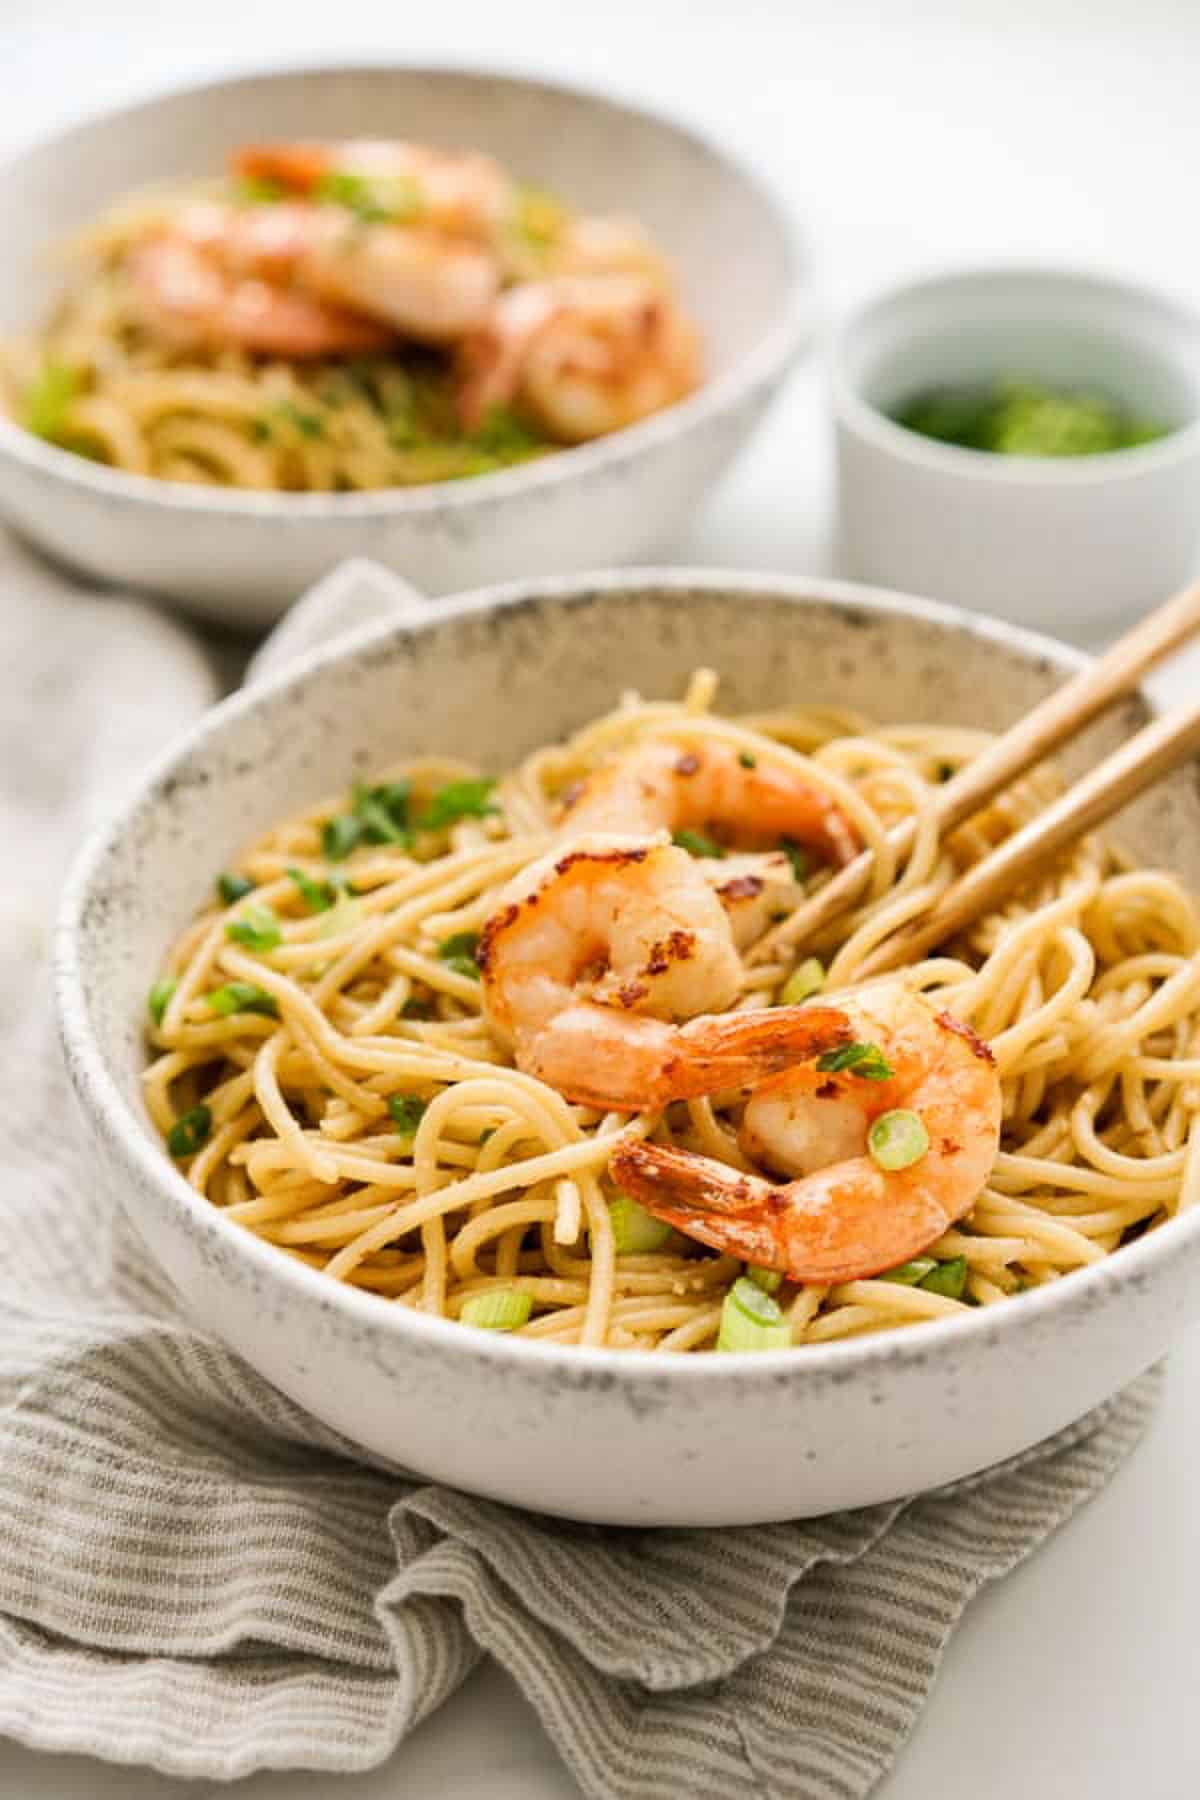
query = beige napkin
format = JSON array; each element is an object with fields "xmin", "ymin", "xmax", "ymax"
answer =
[{"xmin": 0, "ymin": 536, "xmax": 1161, "ymax": 1797}]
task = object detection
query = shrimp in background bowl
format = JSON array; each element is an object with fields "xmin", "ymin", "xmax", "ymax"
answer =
[{"xmin": 0, "ymin": 135, "xmax": 703, "ymax": 492}]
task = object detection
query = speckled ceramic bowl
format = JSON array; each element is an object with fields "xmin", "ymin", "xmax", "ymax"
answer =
[
  {"xmin": 0, "ymin": 65, "xmax": 811, "ymax": 628},
  {"xmin": 54, "ymin": 570, "xmax": 1200, "ymax": 1525}
]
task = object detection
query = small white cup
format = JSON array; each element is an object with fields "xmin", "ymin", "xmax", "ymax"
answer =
[{"xmin": 833, "ymin": 266, "xmax": 1200, "ymax": 637}]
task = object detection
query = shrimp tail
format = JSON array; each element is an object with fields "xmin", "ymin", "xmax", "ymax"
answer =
[
  {"xmin": 659, "ymin": 1004, "xmax": 853, "ymax": 1102},
  {"xmin": 608, "ymin": 1141, "xmax": 782, "ymax": 1265}
]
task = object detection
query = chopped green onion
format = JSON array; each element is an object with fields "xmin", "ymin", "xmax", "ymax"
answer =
[
  {"xmin": 26, "ymin": 361, "xmax": 81, "ymax": 443},
  {"xmin": 286, "ymin": 866, "xmax": 335, "ymax": 912},
  {"xmin": 608, "ymin": 1193, "xmax": 674, "ymax": 1254},
  {"xmin": 317, "ymin": 893, "xmax": 363, "ymax": 939},
  {"xmin": 216, "ymin": 871, "xmax": 255, "ymax": 905},
  {"xmin": 167, "ymin": 1104, "xmax": 212, "ymax": 1159},
  {"xmin": 225, "ymin": 904, "xmax": 282, "ymax": 953},
  {"xmin": 816, "ymin": 1041, "xmax": 893, "ymax": 1081},
  {"xmin": 717, "ymin": 1276, "xmax": 792, "ymax": 1352},
  {"xmin": 738, "ymin": 750, "xmax": 757, "ymax": 769},
  {"xmin": 512, "ymin": 185, "xmax": 566, "ymax": 248},
  {"xmin": 437, "ymin": 930, "xmax": 481, "ymax": 980},
  {"xmin": 746, "ymin": 1264, "xmax": 783, "ymax": 1294},
  {"xmin": 401, "ymin": 995, "xmax": 432, "ymax": 1019},
  {"xmin": 468, "ymin": 407, "xmax": 545, "ymax": 460},
  {"xmin": 273, "ymin": 400, "xmax": 324, "ymax": 439},
  {"xmin": 420, "ymin": 778, "xmax": 497, "ymax": 831},
  {"xmin": 672, "ymin": 828, "xmax": 725, "ymax": 859},
  {"xmin": 879, "ymin": 1257, "xmax": 938, "ymax": 1286},
  {"xmin": 205, "ymin": 981, "xmax": 278, "ymax": 1018},
  {"xmin": 460, "ymin": 1288, "xmax": 532, "ymax": 1331},
  {"xmin": 388, "ymin": 1094, "xmax": 428, "ymax": 1136},
  {"xmin": 779, "ymin": 957, "xmax": 825, "ymax": 1006},
  {"xmin": 322, "ymin": 814, "xmax": 363, "ymax": 861},
  {"xmin": 236, "ymin": 174, "xmax": 286, "ymax": 203},
  {"xmin": 780, "ymin": 839, "xmax": 810, "ymax": 882},
  {"xmin": 315, "ymin": 168, "xmax": 424, "ymax": 224},
  {"xmin": 918, "ymin": 1256, "xmax": 968, "ymax": 1300},
  {"xmin": 353, "ymin": 780, "xmax": 412, "ymax": 845},
  {"xmin": 868, "ymin": 1108, "xmax": 930, "ymax": 1172},
  {"xmin": 147, "ymin": 976, "xmax": 177, "ymax": 1027}
]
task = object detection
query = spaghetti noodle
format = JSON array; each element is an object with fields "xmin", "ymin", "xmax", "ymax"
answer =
[
  {"xmin": 144, "ymin": 675, "xmax": 1200, "ymax": 1350},
  {"xmin": 0, "ymin": 155, "xmax": 700, "ymax": 490}
]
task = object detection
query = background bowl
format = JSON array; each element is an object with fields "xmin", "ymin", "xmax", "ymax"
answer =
[
  {"xmin": 55, "ymin": 568, "xmax": 1200, "ymax": 1526},
  {"xmin": 0, "ymin": 64, "xmax": 810, "ymax": 629},
  {"xmin": 833, "ymin": 266, "xmax": 1200, "ymax": 639}
]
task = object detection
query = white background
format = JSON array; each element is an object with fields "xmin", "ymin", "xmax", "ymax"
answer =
[{"xmin": 3, "ymin": 2, "xmax": 1200, "ymax": 1795}]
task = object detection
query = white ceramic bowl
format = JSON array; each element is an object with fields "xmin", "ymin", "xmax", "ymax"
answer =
[
  {"xmin": 834, "ymin": 267, "xmax": 1200, "ymax": 638},
  {"xmin": 55, "ymin": 568, "xmax": 1200, "ymax": 1526},
  {"xmin": 0, "ymin": 65, "xmax": 811, "ymax": 630}
]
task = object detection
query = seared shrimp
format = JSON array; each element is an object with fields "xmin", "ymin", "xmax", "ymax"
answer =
[
  {"xmin": 548, "ymin": 214, "xmax": 670, "ymax": 282},
  {"xmin": 608, "ymin": 984, "xmax": 1002, "ymax": 1283},
  {"xmin": 128, "ymin": 199, "xmax": 499, "ymax": 353},
  {"xmin": 561, "ymin": 738, "xmax": 859, "ymax": 870},
  {"xmin": 704, "ymin": 851, "xmax": 806, "ymax": 950},
  {"xmin": 478, "ymin": 836, "xmax": 851, "ymax": 1108},
  {"xmin": 456, "ymin": 274, "xmax": 700, "ymax": 440},
  {"xmin": 233, "ymin": 139, "xmax": 515, "ymax": 239},
  {"xmin": 126, "ymin": 235, "xmax": 391, "ymax": 357}
]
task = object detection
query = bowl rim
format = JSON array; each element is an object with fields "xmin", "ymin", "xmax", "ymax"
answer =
[
  {"xmin": 0, "ymin": 57, "xmax": 814, "ymax": 518},
  {"xmin": 831, "ymin": 260, "xmax": 1200, "ymax": 486},
  {"xmin": 53, "ymin": 566, "xmax": 1200, "ymax": 1389}
]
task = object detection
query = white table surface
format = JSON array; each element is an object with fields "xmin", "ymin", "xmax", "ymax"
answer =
[{"xmin": 4, "ymin": 1, "xmax": 1200, "ymax": 1794}]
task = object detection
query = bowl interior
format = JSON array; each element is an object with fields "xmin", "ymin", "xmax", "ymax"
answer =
[
  {"xmin": 68, "ymin": 573, "xmax": 1200, "ymax": 1171},
  {"xmin": 842, "ymin": 268, "xmax": 1200, "ymax": 434},
  {"xmin": 0, "ymin": 65, "xmax": 798, "ymax": 383}
]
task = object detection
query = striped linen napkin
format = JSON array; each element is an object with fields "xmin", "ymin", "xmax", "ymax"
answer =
[{"xmin": 0, "ymin": 538, "xmax": 1161, "ymax": 1797}]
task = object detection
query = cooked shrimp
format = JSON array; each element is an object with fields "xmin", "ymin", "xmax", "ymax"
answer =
[
  {"xmin": 478, "ymin": 835, "xmax": 851, "ymax": 1108},
  {"xmin": 702, "ymin": 851, "xmax": 805, "ymax": 950},
  {"xmin": 548, "ymin": 214, "xmax": 671, "ymax": 282},
  {"xmin": 560, "ymin": 738, "xmax": 859, "ymax": 870},
  {"xmin": 125, "ymin": 238, "xmax": 391, "ymax": 357},
  {"xmin": 233, "ymin": 139, "xmax": 515, "ymax": 238},
  {"xmin": 128, "ymin": 200, "xmax": 499, "ymax": 352},
  {"xmin": 608, "ymin": 984, "xmax": 1002, "ymax": 1283},
  {"xmin": 456, "ymin": 274, "xmax": 700, "ymax": 440}
]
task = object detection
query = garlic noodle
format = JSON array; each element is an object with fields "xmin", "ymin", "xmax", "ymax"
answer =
[{"xmin": 144, "ymin": 675, "xmax": 1200, "ymax": 1351}]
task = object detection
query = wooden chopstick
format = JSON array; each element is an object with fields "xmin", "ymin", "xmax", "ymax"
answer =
[
  {"xmin": 856, "ymin": 700, "xmax": 1200, "ymax": 977},
  {"xmin": 748, "ymin": 578, "xmax": 1200, "ymax": 967}
]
